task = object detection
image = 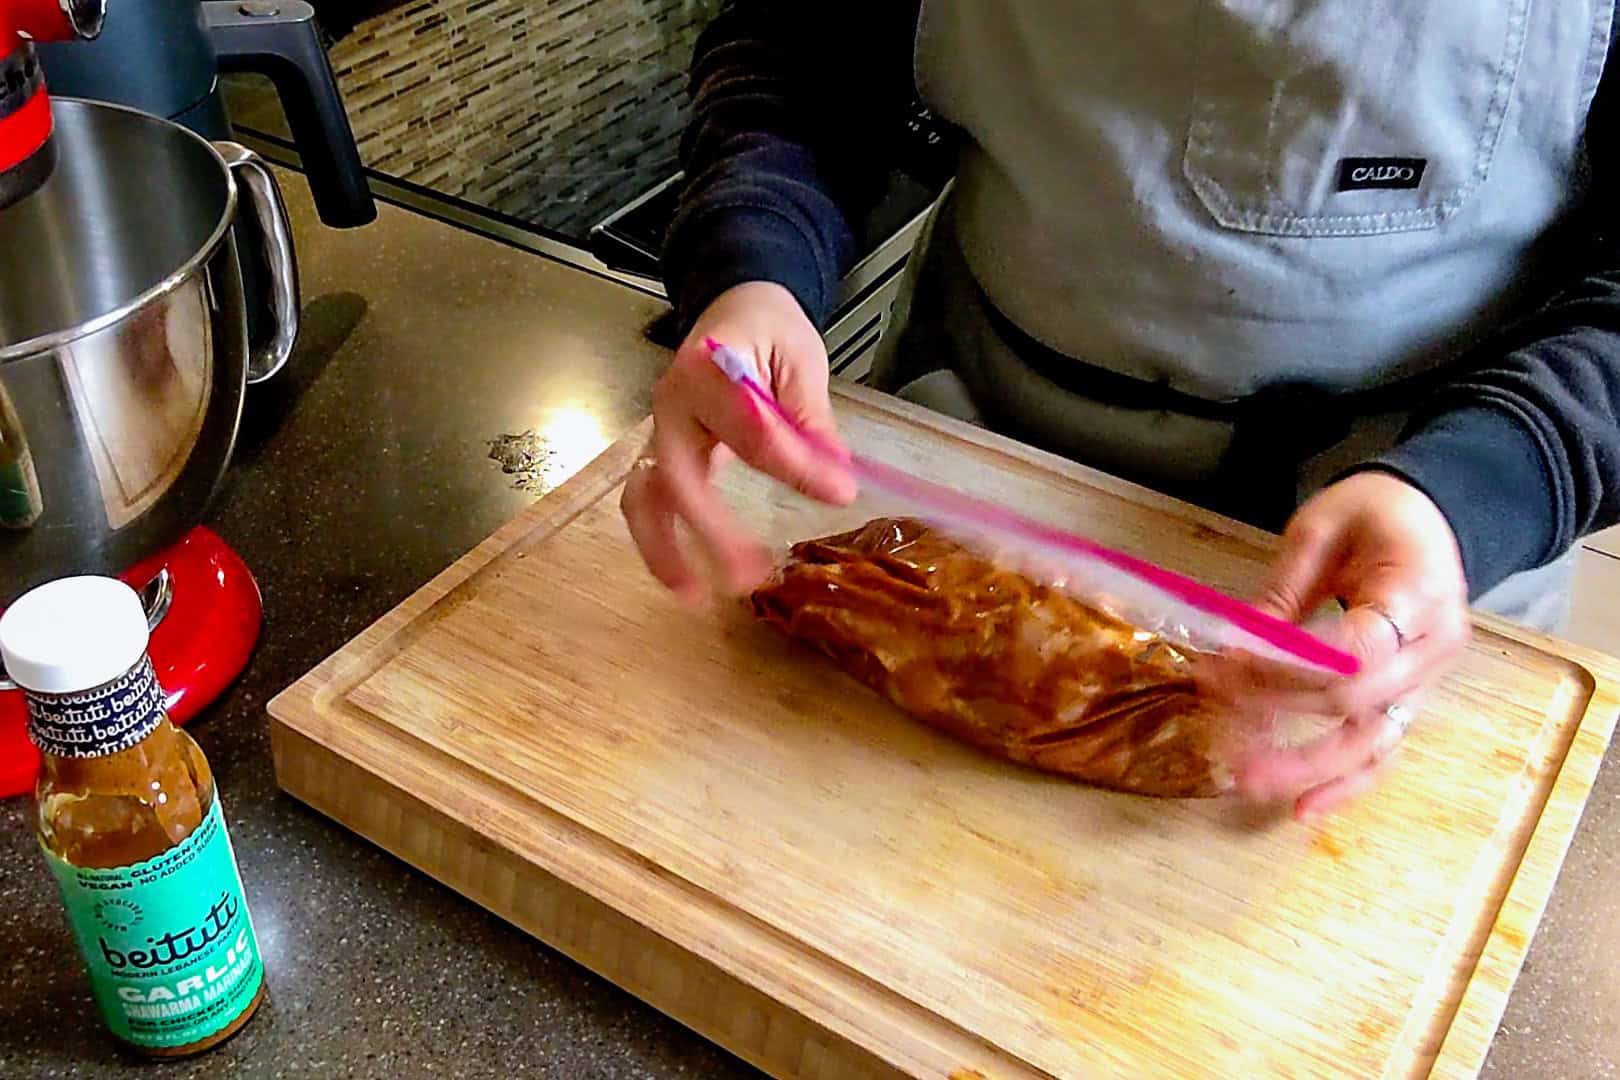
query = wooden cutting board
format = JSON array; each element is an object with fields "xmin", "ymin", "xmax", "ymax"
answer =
[{"xmin": 269, "ymin": 385, "xmax": 1620, "ymax": 1080}]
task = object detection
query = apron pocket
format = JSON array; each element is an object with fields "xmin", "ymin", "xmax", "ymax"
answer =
[{"xmin": 1182, "ymin": 0, "xmax": 1530, "ymax": 237}]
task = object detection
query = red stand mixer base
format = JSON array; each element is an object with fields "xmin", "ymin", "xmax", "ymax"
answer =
[{"xmin": 0, "ymin": 527, "xmax": 261, "ymax": 797}]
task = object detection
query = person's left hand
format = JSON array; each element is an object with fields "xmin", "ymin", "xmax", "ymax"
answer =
[{"xmin": 1227, "ymin": 470, "xmax": 1473, "ymax": 820}]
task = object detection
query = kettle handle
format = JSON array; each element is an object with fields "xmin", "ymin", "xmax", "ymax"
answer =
[
  {"xmin": 216, "ymin": 142, "xmax": 301, "ymax": 385},
  {"xmin": 205, "ymin": 0, "xmax": 376, "ymax": 230}
]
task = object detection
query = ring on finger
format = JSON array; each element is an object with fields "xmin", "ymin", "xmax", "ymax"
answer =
[
  {"xmin": 1370, "ymin": 702, "xmax": 1415, "ymax": 760},
  {"xmin": 1362, "ymin": 601, "xmax": 1412, "ymax": 650},
  {"xmin": 631, "ymin": 454, "xmax": 658, "ymax": 473}
]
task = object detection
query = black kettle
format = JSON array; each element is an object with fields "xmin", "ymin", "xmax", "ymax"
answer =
[{"xmin": 37, "ymin": 0, "xmax": 374, "ymax": 228}]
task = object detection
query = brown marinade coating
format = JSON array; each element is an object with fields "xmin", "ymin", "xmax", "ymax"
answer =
[{"xmin": 750, "ymin": 517, "xmax": 1228, "ymax": 797}]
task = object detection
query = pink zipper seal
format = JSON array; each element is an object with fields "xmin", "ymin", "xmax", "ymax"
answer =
[{"xmin": 705, "ymin": 339, "xmax": 1359, "ymax": 677}]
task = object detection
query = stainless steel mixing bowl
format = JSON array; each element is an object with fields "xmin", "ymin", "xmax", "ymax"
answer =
[{"xmin": 0, "ymin": 97, "xmax": 297, "ymax": 608}]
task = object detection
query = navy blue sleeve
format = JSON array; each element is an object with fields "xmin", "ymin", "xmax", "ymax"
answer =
[
  {"xmin": 1367, "ymin": 44, "xmax": 1620, "ymax": 599},
  {"xmin": 661, "ymin": 1, "xmax": 921, "ymax": 333}
]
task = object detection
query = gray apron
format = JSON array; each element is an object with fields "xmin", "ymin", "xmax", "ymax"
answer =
[{"xmin": 869, "ymin": 0, "xmax": 1613, "ymax": 632}]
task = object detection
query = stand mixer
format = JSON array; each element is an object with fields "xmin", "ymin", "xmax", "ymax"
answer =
[{"xmin": 0, "ymin": 0, "xmax": 372, "ymax": 795}]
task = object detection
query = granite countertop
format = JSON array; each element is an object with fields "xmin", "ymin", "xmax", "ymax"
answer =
[{"xmin": 1, "ymin": 171, "xmax": 1615, "ymax": 1078}]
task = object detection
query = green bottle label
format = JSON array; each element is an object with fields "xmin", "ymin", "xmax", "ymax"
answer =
[{"xmin": 42, "ymin": 797, "xmax": 264, "ymax": 1049}]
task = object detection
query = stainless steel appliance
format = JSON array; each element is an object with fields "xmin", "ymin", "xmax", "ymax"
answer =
[
  {"xmin": 0, "ymin": 98, "xmax": 294, "ymax": 793},
  {"xmin": 587, "ymin": 99, "xmax": 955, "ymax": 284},
  {"xmin": 587, "ymin": 100, "xmax": 956, "ymax": 378}
]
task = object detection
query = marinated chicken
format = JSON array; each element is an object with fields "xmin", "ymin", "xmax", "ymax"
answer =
[{"xmin": 750, "ymin": 517, "xmax": 1232, "ymax": 797}]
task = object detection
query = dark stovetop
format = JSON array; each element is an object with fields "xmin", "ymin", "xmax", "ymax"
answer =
[{"xmin": 587, "ymin": 166, "xmax": 944, "ymax": 288}]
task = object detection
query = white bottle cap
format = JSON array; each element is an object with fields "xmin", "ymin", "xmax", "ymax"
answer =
[{"xmin": 0, "ymin": 576, "xmax": 150, "ymax": 694}]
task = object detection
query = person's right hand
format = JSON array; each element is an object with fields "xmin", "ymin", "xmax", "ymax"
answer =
[{"xmin": 621, "ymin": 281, "xmax": 857, "ymax": 605}]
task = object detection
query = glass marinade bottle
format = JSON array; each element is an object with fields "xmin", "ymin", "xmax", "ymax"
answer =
[{"xmin": 0, "ymin": 575, "xmax": 265, "ymax": 1056}]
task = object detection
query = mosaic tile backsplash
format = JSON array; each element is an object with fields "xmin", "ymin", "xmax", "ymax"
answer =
[{"xmin": 328, "ymin": 0, "xmax": 722, "ymax": 237}]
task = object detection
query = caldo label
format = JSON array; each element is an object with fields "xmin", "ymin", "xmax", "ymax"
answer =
[{"xmin": 42, "ymin": 798, "xmax": 264, "ymax": 1048}]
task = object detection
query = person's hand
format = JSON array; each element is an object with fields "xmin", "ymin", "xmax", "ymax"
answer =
[
  {"xmin": 621, "ymin": 281, "xmax": 857, "ymax": 605},
  {"xmin": 1230, "ymin": 471, "xmax": 1472, "ymax": 819}
]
